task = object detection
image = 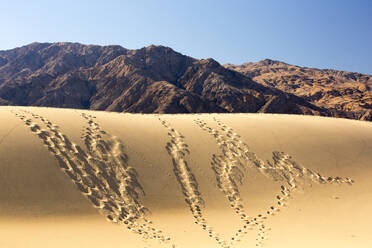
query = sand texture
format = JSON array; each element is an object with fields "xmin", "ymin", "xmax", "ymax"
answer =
[{"xmin": 0, "ymin": 106, "xmax": 371, "ymax": 248}]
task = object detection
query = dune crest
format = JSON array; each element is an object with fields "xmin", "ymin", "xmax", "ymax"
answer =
[{"xmin": 1, "ymin": 106, "xmax": 371, "ymax": 248}]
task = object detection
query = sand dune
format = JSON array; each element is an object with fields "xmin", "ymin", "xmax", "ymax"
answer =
[{"xmin": 0, "ymin": 106, "xmax": 371, "ymax": 248}]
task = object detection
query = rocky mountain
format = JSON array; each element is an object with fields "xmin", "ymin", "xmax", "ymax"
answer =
[
  {"xmin": 0, "ymin": 42, "xmax": 328, "ymax": 116},
  {"xmin": 225, "ymin": 59, "xmax": 372, "ymax": 121},
  {"xmin": 0, "ymin": 42, "xmax": 369, "ymax": 120}
]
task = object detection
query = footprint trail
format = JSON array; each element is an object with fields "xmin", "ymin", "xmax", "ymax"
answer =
[
  {"xmin": 9, "ymin": 108, "xmax": 354, "ymax": 248},
  {"xmin": 194, "ymin": 118, "xmax": 266, "ymax": 246},
  {"xmin": 159, "ymin": 117, "xmax": 231, "ymax": 248},
  {"xmin": 12, "ymin": 110, "xmax": 175, "ymax": 248},
  {"xmin": 194, "ymin": 117, "xmax": 354, "ymax": 247}
]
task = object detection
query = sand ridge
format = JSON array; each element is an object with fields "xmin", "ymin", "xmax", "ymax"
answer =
[{"xmin": 1, "ymin": 106, "xmax": 371, "ymax": 248}]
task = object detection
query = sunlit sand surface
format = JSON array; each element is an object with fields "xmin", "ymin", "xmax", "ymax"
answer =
[{"xmin": 0, "ymin": 106, "xmax": 371, "ymax": 248}]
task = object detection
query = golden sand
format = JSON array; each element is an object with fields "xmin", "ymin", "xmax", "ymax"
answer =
[{"xmin": 0, "ymin": 106, "xmax": 371, "ymax": 248}]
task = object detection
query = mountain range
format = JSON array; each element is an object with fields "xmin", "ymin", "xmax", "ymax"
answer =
[
  {"xmin": 225, "ymin": 60, "xmax": 371, "ymax": 121},
  {"xmin": 0, "ymin": 42, "xmax": 370, "ymax": 120}
]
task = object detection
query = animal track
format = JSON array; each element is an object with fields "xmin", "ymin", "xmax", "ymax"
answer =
[
  {"xmin": 159, "ymin": 117, "xmax": 230, "ymax": 248},
  {"xmin": 10, "ymin": 109, "xmax": 354, "ymax": 248},
  {"xmin": 195, "ymin": 117, "xmax": 354, "ymax": 247},
  {"xmin": 194, "ymin": 118, "xmax": 266, "ymax": 246},
  {"xmin": 12, "ymin": 110, "xmax": 175, "ymax": 248}
]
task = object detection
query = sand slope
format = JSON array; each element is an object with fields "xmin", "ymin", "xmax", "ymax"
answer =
[{"xmin": 0, "ymin": 106, "xmax": 371, "ymax": 248}]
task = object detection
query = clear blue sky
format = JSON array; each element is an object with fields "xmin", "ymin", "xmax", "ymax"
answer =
[{"xmin": 1, "ymin": 0, "xmax": 371, "ymax": 74}]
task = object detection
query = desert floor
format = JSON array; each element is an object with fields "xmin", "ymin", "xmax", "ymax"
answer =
[{"xmin": 0, "ymin": 106, "xmax": 371, "ymax": 248}]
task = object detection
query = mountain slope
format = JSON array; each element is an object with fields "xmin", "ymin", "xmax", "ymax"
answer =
[
  {"xmin": 0, "ymin": 43, "xmax": 327, "ymax": 116},
  {"xmin": 225, "ymin": 59, "xmax": 372, "ymax": 121}
]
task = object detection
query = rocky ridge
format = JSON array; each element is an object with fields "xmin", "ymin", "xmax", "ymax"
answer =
[
  {"xmin": 225, "ymin": 59, "xmax": 372, "ymax": 121},
  {"xmin": 0, "ymin": 42, "xmax": 369, "ymax": 120}
]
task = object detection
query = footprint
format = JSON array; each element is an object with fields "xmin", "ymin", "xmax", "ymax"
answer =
[
  {"xmin": 159, "ymin": 117, "xmax": 230, "ymax": 248},
  {"xmin": 13, "ymin": 110, "xmax": 176, "ymax": 248},
  {"xmin": 194, "ymin": 117, "xmax": 354, "ymax": 247}
]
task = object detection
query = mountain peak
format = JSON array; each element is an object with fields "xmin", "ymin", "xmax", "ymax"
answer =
[
  {"xmin": 144, "ymin": 44, "xmax": 176, "ymax": 53},
  {"xmin": 199, "ymin": 58, "xmax": 220, "ymax": 67},
  {"xmin": 257, "ymin": 59, "xmax": 287, "ymax": 66}
]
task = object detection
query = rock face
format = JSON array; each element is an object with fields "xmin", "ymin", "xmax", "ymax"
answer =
[
  {"xmin": 225, "ymin": 59, "xmax": 372, "ymax": 121},
  {"xmin": 0, "ymin": 42, "xmax": 367, "ymax": 120}
]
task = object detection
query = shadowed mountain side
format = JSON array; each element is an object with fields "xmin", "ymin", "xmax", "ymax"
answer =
[{"xmin": 0, "ymin": 43, "xmax": 327, "ymax": 116}]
